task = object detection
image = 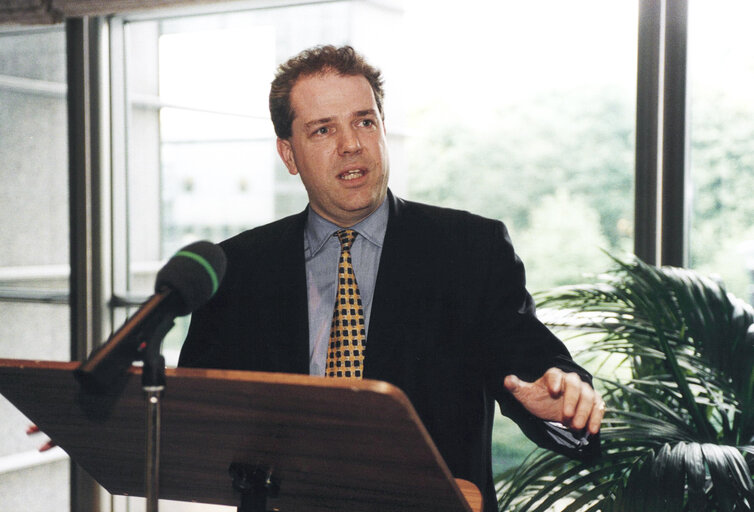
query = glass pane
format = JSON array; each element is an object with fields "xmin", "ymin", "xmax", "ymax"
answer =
[
  {"xmin": 0, "ymin": 72, "xmax": 69, "ymax": 289},
  {"xmin": 405, "ymin": 0, "xmax": 637, "ymax": 293},
  {"xmin": 0, "ymin": 25, "xmax": 70, "ymax": 512},
  {"xmin": 688, "ymin": 0, "xmax": 754, "ymax": 305},
  {"xmin": 0, "ymin": 303, "xmax": 70, "ymax": 360},
  {"xmin": 0, "ymin": 29, "xmax": 67, "ymax": 81}
]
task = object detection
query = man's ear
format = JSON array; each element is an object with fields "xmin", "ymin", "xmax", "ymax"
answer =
[{"xmin": 276, "ymin": 138, "xmax": 298, "ymax": 176}]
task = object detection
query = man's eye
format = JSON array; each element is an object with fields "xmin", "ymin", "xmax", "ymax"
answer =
[
  {"xmin": 361, "ymin": 119, "xmax": 373, "ymax": 127},
  {"xmin": 315, "ymin": 127, "xmax": 329, "ymax": 135}
]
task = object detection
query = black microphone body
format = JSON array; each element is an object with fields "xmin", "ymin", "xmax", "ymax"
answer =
[
  {"xmin": 75, "ymin": 241, "xmax": 226, "ymax": 390},
  {"xmin": 75, "ymin": 288, "xmax": 183, "ymax": 390}
]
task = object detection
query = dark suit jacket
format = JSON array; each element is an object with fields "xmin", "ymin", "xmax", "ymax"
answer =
[{"xmin": 179, "ymin": 191, "xmax": 599, "ymax": 510}]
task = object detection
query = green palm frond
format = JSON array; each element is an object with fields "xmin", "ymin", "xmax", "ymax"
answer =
[{"xmin": 497, "ymin": 255, "xmax": 754, "ymax": 511}]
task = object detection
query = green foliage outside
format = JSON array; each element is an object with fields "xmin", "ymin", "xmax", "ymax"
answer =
[
  {"xmin": 406, "ymin": 84, "xmax": 754, "ymax": 299},
  {"xmin": 689, "ymin": 88, "xmax": 754, "ymax": 302},
  {"xmin": 406, "ymin": 85, "xmax": 635, "ymax": 295},
  {"xmin": 492, "ymin": 413, "xmax": 537, "ymax": 476}
]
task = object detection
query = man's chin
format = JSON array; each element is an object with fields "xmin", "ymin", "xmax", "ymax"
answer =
[{"xmin": 333, "ymin": 202, "xmax": 379, "ymax": 226}]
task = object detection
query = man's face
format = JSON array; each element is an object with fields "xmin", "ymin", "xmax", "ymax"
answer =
[{"xmin": 276, "ymin": 71, "xmax": 390, "ymax": 227}]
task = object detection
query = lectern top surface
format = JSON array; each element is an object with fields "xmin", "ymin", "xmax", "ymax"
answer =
[{"xmin": 0, "ymin": 359, "xmax": 478, "ymax": 512}]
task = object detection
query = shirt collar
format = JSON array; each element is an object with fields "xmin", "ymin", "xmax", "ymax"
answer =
[{"xmin": 305, "ymin": 197, "xmax": 389, "ymax": 257}]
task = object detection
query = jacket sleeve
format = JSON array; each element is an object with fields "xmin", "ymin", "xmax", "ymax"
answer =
[{"xmin": 478, "ymin": 219, "xmax": 600, "ymax": 461}]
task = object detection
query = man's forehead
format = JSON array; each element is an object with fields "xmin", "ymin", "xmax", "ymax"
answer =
[{"xmin": 289, "ymin": 72, "xmax": 377, "ymax": 122}]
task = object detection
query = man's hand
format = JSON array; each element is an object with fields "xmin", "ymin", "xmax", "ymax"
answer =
[
  {"xmin": 27, "ymin": 425, "xmax": 56, "ymax": 452},
  {"xmin": 504, "ymin": 368, "xmax": 604, "ymax": 435}
]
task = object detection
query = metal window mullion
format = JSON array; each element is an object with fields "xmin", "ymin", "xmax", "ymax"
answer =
[
  {"xmin": 0, "ymin": 74, "xmax": 67, "ymax": 97},
  {"xmin": 660, "ymin": 0, "xmax": 689, "ymax": 267},
  {"xmin": 66, "ymin": 16, "xmax": 106, "ymax": 512},
  {"xmin": 634, "ymin": 0, "xmax": 664, "ymax": 265},
  {"xmin": 109, "ymin": 16, "xmax": 130, "ymax": 334},
  {"xmin": 0, "ymin": 289, "xmax": 69, "ymax": 304},
  {"xmin": 635, "ymin": 0, "xmax": 689, "ymax": 267},
  {"xmin": 67, "ymin": 17, "xmax": 95, "ymax": 362}
]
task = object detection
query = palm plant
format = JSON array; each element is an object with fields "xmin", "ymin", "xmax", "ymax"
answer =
[{"xmin": 497, "ymin": 255, "xmax": 754, "ymax": 511}]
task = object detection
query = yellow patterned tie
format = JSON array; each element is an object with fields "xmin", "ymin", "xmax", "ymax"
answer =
[{"xmin": 326, "ymin": 229, "xmax": 366, "ymax": 378}]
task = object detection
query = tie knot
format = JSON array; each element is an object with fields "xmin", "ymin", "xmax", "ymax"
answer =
[{"xmin": 335, "ymin": 229, "xmax": 358, "ymax": 252}]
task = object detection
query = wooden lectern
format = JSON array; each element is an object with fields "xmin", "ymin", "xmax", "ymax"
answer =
[{"xmin": 0, "ymin": 359, "xmax": 481, "ymax": 511}]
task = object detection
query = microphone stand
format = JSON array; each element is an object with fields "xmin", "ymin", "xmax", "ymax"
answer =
[
  {"xmin": 140, "ymin": 316, "xmax": 175, "ymax": 512},
  {"xmin": 74, "ymin": 240, "xmax": 226, "ymax": 512}
]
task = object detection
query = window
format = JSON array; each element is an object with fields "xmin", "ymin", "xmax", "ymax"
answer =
[
  {"xmin": 0, "ymin": 25, "xmax": 70, "ymax": 512},
  {"xmin": 404, "ymin": 0, "xmax": 637, "ymax": 293},
  {"xmin": 688, "ymin": 0, "xmax": 754, "ymax": 305}
]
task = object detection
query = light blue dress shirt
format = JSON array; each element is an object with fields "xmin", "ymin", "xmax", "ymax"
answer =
[{"xmin": 304, "ymin": 199, "xmax": 389, "ymax": 376}]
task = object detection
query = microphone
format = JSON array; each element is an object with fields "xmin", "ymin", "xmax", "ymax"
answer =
[{"xmin": 75, "ymin": 241, "xmax": 227, "ymax": 390}]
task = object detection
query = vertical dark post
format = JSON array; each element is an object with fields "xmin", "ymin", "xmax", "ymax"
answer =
[
  {"xmin": 67, "ymin": 16, "xmax": 104, "ymax": 512},
  {"xmin": 634, "ymin": 0, "xmax": 663, "ymax": 265},
  {"xmin": 660, "ymin": 0, "xmax": 689, "ymax": 267}
]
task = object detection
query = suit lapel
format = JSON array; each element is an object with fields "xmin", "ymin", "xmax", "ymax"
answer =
[
  {"xmin": 269, "ymin": 210, "xmax": 310, "ymax": 374},
  {"xmin": 364, "ymin": 193, "xmax": 410, "ymax": 377}
]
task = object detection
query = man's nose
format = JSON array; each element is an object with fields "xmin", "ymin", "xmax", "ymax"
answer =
[{"xmin": 338, "ymin": 127, "xmax": 362, "ymax": 155}]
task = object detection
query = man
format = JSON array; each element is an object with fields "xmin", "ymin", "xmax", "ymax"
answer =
[{"xmin": 179, "ymin": 45, "xmax": 604, "ymax": 510}]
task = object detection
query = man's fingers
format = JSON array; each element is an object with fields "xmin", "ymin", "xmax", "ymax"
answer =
[
  {"xmin": 542, "ymin": 368, "xmax": 564, "ymax": 396},
  {"xmin": 560, "ymin": 372, "xmax": 583, "ymax": 419},
  {"xmin": 503, "ymin": 374, "xmax": 522, "ymax": 393},
  {"xmin": 39, "ymin": 440, "xmax": 56, "ymax": 452},
  {"xmin": 567, "ymin": 386, "xmax": 605, "ymax": 434},
  {"xmin": 569, "ymin": 383, "xmax": 595, "ymax": 430},
  {"xmin": 505, "ymin": 369, "xmax": 605, "ymax": 434},
  {"xmin": 544, "ymin": 370, "xmax": 601, "ymax": 431},
  {"xmin": 588, "ymin": 399, "xmax": 606, "ymax": 435},
  {"xmin": 26, "ymin": 424, "xmax": 56, "ymax": 451}
]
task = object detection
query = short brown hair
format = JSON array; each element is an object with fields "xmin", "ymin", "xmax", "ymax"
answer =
[{"xmin": 269, "ymin": 45, "xmax": 385, "ymax": 139}]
